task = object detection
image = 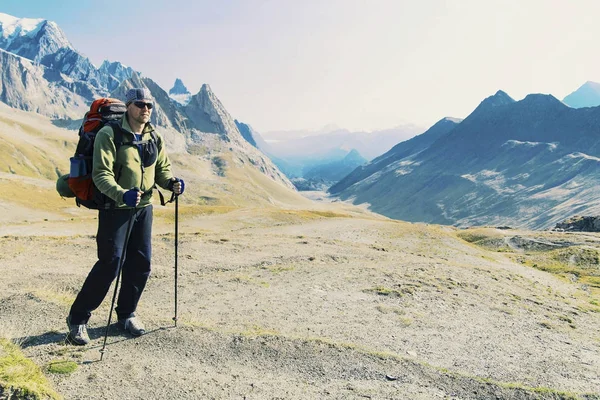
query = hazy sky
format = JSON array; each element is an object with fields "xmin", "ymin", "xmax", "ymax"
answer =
[{"xmin": 3, "ymin": 0, "xmax": 600, "ymax": 134}]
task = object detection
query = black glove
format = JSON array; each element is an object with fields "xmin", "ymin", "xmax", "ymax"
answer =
[
  {"xmin": 123, "ymin": 187, "xmax": 141, "ymax": 207},
  {"xmin": 168, "ymin": 178, "xmax": 185, "ymax": 195}
]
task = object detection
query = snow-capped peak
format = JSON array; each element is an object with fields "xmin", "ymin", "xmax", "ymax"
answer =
[
  {"xmin": 0, "ymin": 12, "xmax": 72, "ymax": 61},
  {"xmin": 0, "ymin": 12, "xmax": 45, "ymax": 38}
]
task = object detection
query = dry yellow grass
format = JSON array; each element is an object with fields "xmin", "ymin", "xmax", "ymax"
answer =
[
  {"xmin": 0, "ymin": 112, "xmax": 73, "ymax": 180},
  {"xmin": 0, "ymin": 180, "xmax": 74, "ymax": 214}
]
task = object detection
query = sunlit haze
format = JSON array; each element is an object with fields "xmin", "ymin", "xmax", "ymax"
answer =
[{"xmin": 3, "ymin": 0, "xmax": 600, "ymax": 134}]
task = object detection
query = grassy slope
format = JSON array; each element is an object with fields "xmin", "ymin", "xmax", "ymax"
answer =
[
  {"xmin": 0, "ymin": 108, "xmax": 73, "ymax": 180},
  {"xmin": 458, "ymin": 227, "xmax": 600, "ymax": 308}
]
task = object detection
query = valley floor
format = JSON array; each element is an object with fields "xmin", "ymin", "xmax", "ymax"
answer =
[{"xmin": 1, "ymin": 207, "xmax": 600, "ymax": 399}]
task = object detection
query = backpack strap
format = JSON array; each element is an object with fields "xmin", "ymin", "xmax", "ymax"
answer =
[
  {"xmin": 107, "ymin": 121, "xmax": 125, "ymax": 151},
  {"xmin": 111, "ymin": 124, "xmax": 158, "ymax": 147},
  {"xmin": 131, "ymin": 130, "xmax": 158, "ymax": 145}
]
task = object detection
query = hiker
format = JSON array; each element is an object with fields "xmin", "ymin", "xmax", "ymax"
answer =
[{"xmin": 66, "ymin": 88, "xmax": 185, "ymax": 345}]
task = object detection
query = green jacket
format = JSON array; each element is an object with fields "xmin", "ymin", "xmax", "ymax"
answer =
[{"xmin": 92, "ymin": 114, "xmax": 174, "ymax": 208}]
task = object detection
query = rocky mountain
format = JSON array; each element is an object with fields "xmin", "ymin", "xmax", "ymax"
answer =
[
  {"xmin": 235, "ymin": 120, "xmax": 282, "ymax": 154},
  {"xmin": 0, "ymin": 12, "xmax": 294, "ymax": 192},
  {"xmin": 169, "ymin": 78, "xmax": 190, "ymax": 95},
  {"xmin": 169, "ymin": 78, "xmax": 192, "ymax": 105},
  {"xmin": 0, "ymin": 13, "xmax": 138, "ymax": 102},
  {"xmin": 0, "ymin": 48, "xmax": 89, "ymax": 119},
  {"xmin": 0, "ymin": 13, "xmax": 110, "ymax": 97},
  {"xmin": 98, "ymin": 60, "xmax": 137, "ymax": 91},
  {"xmin": 331, "ymin": 90, "xmax": 600, "ymax": 229},
  {"xmin": 554, "ymin": 215, "xmax": 600, "ymax": 232},
  {"xmin": 0, "ymin": 13, "xmax": 71, "ymax": 62},
  {"xmin": 563, "ymin": 81, "xmax": 600, "ymax": 108},
  {"xmin": 234, "ymin": 120, "xmax": 258, "ymax": 148}
]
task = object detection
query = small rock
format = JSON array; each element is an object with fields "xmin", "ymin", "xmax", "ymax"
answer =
[{"xmin": 385, "ymin": 375, "xmax": 398, "ymax": 381}]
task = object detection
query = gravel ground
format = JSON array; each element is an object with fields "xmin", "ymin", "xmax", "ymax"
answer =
[{"xmin": 1, "ymin": 211, "xmax": 600, "ymax": 399}]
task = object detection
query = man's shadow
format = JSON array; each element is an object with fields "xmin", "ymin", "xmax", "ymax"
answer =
[{"xmin": 15, "ymin": 323, "xmax": 170, "ymax": 360}]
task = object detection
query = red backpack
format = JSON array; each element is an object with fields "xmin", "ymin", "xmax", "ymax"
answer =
[{"xmin": 63, "ymin": 98, "xmax": 127, "ymax": 209}]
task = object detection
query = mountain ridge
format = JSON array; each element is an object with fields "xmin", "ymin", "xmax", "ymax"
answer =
[{"xmin": 333, "ymin": 90, "xmax": 600, "ymax": 229}]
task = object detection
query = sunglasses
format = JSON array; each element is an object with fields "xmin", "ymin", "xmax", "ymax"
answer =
[{"xmin": 133, "ymin": 101, "xmax": 154, "ymax": 110}]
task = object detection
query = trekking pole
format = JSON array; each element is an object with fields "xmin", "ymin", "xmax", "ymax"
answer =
[
  {"xmin": 100, "ymin": 197, "xmax": 138, "ymax": 361},
  {"xmin": 173, "ymin": 194, "xmax": 179, "ymax": 327}
]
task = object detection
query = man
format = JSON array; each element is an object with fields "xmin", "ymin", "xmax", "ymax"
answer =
[{"xmin": 66, "ymin": 88, "xmax": 185, "ymax": 345}]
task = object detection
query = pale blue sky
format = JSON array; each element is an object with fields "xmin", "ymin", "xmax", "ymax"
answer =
[{"xmin": 2, "ymin": 0, "xmax": 600, "ymax": 133}]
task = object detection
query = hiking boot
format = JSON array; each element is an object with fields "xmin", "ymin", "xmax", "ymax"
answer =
[
  {"xmin": 119, "ymin": 316, "xmax": 146, "ymax": 336},
  {"xmin": 66, "ymin": 316, "xmax": 90, "ymax": 345}
]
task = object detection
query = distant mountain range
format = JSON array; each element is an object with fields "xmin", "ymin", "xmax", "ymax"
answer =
[
  {"xmin": 330, "ymin": 90, "xmax": 600, "ymax": 229},
  {"xmin": 239, "ymin": 124, "xmax": 423, "ymax": 190},
  {"xmin": 292, "ymin": 150, "xmax": 368, "ymax": 191},
  {"xmin": 0, "ymin": 12, "xmax": 293, "ymax": 191},
  {"xmin": 261, "ymin": 124, "xmax": 423, "ymax": 161}
]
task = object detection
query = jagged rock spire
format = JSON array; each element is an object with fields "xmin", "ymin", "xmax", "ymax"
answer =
[{"xmin": 169, "ymin": 78, "xmax": 190, "ymax": 95}]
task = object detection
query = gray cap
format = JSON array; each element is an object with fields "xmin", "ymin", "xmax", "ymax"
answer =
[{"xmin": 125, "ymin": 88, "xmax": 153, "ymax": 105}]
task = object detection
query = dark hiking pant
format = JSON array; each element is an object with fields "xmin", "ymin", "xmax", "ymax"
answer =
[{"xmin": 69, "ymin": 206, "xmax": 153, "ymax": 325}]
